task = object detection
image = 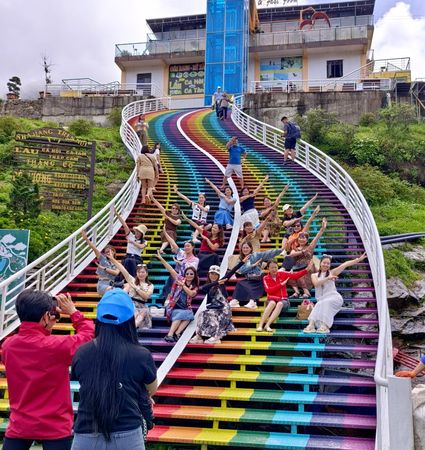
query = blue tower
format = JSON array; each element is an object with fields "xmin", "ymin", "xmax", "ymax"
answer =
[{"xmin": 204, "ymin": 0, "xmax": 249, "ymax": 106}]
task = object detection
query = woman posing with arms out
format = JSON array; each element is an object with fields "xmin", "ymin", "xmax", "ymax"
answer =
[
  {"xmin": 205, "ymin": 177, "xmax": 236, "ymax": 230},
  {"xmin": 239, "ymin": 217, "xmax": 272, "ymax": 254},
  {"xmin": 71, "ymin": 289, "xmax": 157, "ymax": 450},
  {"xmin": 81, "ymin": 230, "xmax": 119, "ymax": 296},
  {"xmin": 260, "ymin": 185, "xmax": 288, "ymax": 243},
  {"xmin": 173, "ymin": 184, "xmax": 210, "ymax": 243},
  {"xmin": 156, "ymin": 251, "xmax": 199, "ymax": 343},
  {"xmin": 114, "ymin": 208, "xmax": 148, "ymax": 278},
  {"xmin": 239, "ymin": 175, "xmax": 269, "ymax": 229},
  {"xmin": 282, "ymin": 193, "xmax": 318, "ymax": 230},
  {"xmin": 229, "ymin": 237, "xmax": 288, "ymax": 309},
  {"xmin": 108, "ymin": 256, "xmax": 153, "ymax": 330},
  {"xmin": 157, "ymin": 228, "xmax": 199, "ymax": 302},
  {"xmin": 137, "ymin": 145, "xmax": 158, "ymax": 205},
  {"xmin": 285, "ymin": 205, "xmax": 321, "ymax": 252},
  {"xmin": 304, "ymin": 252, "xmax": 368, "ymax": 334},
  {"xmin": 258, "ymin": 259, "xmax": 314, "ymax": 332},
  {"xmin": 190, "ymin": 259, "xmax": 248, "ymax": 345},
  {"xmin": 288, "ymin": 218, "xmax": 327, "ymax": 299},
  {"xmin": 181, "ymin": 211, "xmax": 224, "ymax": 275},
  {"xmin": 151, "ymin": 196, "xmax": 181, "ymax": 254}
]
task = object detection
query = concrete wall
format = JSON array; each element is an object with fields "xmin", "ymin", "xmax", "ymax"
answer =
[
  {"xmin": 0, "ymin": 95, "xmax": 148, "ymax": 126},
  {"xmin": 243, "ymin": 91, "xmax": 387, "ymax": 125},
  {"xmin": 307, "ymin": 48, "xmax": 361, "ymax": 80},
  {"xmin": 125, "ymin": 62, "xmax": 166, "ymax": 94}
]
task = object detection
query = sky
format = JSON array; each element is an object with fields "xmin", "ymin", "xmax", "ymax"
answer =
[{"xmin": 0, "ymin": 0, "xmax": 424, "ymax": 99}]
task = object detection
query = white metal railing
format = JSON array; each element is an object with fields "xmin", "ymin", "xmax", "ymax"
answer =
[
  {"xmin": 250, "ymin": 78, "xmax": 393, "ymax": 94},
  {"xmin": 156, "ymin": 109, "xmax": 241, "ymax": 385},
  {"xmin": 250, "ymin": 24, "xmax": 370, "ymax": 48},
  {"xmin": 231, "ymin": 96, "xmax": 409, "ymax": 450},
  {"xmin": 115, "ymin": 39, "xmax": 206, "ymax": 58},
  {"xmin": 42, "ymin": 81, "xmax": 162, "ymax": 98},
  {"xmin": 0, "ymin": 97, "xmax": 170, "ymax": 340}
]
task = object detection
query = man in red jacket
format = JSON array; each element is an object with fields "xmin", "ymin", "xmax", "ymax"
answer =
[{"xmin": 2, "ymin": 289, "xmax": 94, "ymax": 450}]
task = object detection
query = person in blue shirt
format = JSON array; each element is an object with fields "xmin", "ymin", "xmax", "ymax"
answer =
[{"xmin": 221, "ymin": 136, "xmax": 247, "ymax": 190}]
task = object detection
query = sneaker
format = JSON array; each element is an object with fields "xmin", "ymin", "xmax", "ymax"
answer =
[
  {"xmin": 229, "ymin": 299, "xmax": 240, "ymax": 308},
  {"xmin": 164, "ymin": 335, "xmax": 175, "ymax": 343},
  {"xmin": 245, "ymin": 300, "xmax": 258, "ymax": 309}
]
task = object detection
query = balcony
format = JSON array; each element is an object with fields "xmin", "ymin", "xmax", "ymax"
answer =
[
  {"xmin": 115, "ymin": 39, "xmax": 205, "ymax": 59},
  {"xmin": 250, "ymin": 25, "xmax": 371, "ymax": 50}
]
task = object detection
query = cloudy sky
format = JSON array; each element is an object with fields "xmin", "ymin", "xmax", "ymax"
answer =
[{"xmin": 0, "ymin": 0, "xmax": 424, "ymax": 99}]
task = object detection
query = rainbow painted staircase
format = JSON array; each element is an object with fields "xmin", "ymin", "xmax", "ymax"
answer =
[{"xmin": 0, "ymin": 105, "xmax": 380, "ymax": 449}]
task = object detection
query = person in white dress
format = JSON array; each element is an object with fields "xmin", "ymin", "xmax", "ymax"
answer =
[{"xmin": 304, "ymin": 252, "xmax": 367, "ymax": 333}]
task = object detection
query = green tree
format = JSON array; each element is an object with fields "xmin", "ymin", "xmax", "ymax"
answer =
[
  {"xmin": 7, "ymin": 174, "xmax": 42, "ymax": 222},
  {"xmin": 7, "ymin": 76, "xmax": 21, "ymax": 97},
  {"xmin": 379, "ymin": 104, "xmax": 416, "ymax": 131}
]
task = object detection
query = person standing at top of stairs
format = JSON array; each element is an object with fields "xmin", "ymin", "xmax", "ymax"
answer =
[
  {"xmin": 134, "ymin": 114, "xmax": 149, "ymax": 147},
  {"xmin": 281, "ymin": 115, "xmax": 301, "ymax": 164},
  {"xmin": 212, "ymin": 86, "xmax": 223, "ymax": 117}
]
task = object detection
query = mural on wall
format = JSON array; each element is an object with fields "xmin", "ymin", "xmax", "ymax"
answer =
[
  {"xmin": 260, "ymin": 57, "xmax": 303, "ymax": 82},
  {"xmin": 168, "ymin": 63, "xmax": 205, "ymax": 96}
]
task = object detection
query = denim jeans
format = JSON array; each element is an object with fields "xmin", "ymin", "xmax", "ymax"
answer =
[{"xmin": 71, "ymin": 427, "xmax": 145, "ymax": 450}]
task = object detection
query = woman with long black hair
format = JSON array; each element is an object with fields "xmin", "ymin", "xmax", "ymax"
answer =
[{"xmin": 71, "ymin": 289, "xmax": 157, "ymax": 450}]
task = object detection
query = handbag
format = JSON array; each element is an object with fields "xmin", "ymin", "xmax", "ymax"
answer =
[{"xmin": 296, "ymin": 299, "xmax": 314, "ymax": 320}]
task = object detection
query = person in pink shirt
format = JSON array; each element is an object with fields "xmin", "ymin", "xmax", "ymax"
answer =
[
  {"xmin": 2, "ymin": 289, "xmax": 94, "ymax": 450},
  {"xmin": 258, "ymin": 259, "xmax": 314, "ymax": 332}
]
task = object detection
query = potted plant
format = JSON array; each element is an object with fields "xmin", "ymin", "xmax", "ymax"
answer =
[{"xmin": 6, "ymin": 76, "xmax": 21, "ymax": 100}]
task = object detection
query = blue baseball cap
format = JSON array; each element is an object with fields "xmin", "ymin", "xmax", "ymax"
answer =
[{"xmin": 97, "ymin": 289, "xmax": 135, "ymax": 325}]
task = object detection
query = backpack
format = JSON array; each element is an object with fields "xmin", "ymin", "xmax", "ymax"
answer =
[{"xmin": 287, "ymin": 122, "xmax": 301, "ymax": 139}]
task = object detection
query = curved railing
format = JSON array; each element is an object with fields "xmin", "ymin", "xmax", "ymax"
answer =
[
  {"xmin": 231, "ymin": 96, "xmax": 397, "ymax": 449},
  {"xmin": 0, "ymin": 97, "xmax": 170, "ymax": 340},
  {"xmin": 156, "ymin": 110, "xmax": 242, "ymax": 385}
]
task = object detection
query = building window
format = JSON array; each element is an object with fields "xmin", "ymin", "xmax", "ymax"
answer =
[{"xmin": 327, "ymin": 60, "xmax": 343, "ymax": 78}]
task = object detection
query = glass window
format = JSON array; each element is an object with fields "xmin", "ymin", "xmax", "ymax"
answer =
[{"xmin": 327, "ymin": 60, "xmax": 343, "ymax": 78}]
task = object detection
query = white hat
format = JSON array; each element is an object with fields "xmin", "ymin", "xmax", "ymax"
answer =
[
  {"xmin": 208, "ymin": 265, "xmax": 221, "ymax": 275},
  {"xmin": 282, "ymin": 204, "xmax": 292, "ymax": 212},
  {"xmin": 217, "ymin": 86, "xmax": 221, "ymax": 89}
]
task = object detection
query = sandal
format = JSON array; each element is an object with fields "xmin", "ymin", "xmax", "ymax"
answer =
[
  {"xmin": 256, "ymin": 326, "xmax": 264, "ymax": 332},
  {"xmin": 205, "ymin": 337, "xmax": 221, "ymax": 344},
  {"xmin": 190, "ymin": 336, "xmax": 204, "ymax": 344},
  {"xmin": 264, "ymin": 326, "xmax": 273, "ymax": 332},
  {"xmin": 303, "ymin": 325, "xmax": 316, "ymax": 333},
  {"xmin": 301, "ymin": 293, "xmax": 311, "ymax": 299},
  {"xmin": 164, "ymin": 335, "xmax": 175, "ymax": 343},
  {"xmin": 317, "ymin": 325, "xmax": 330, "ymax": 334},
  {"xmin": 290, "ymin": 293, "xmax": 300, "ymax": 298}
]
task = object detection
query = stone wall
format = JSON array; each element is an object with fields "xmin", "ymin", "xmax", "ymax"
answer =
[
  {"xmin": 243, "ymin": 91, "xmax": 388, "ymax": 127},
  {"xmin": 0, "ymin": 95, "xmax": 147, "ymax": 125}
]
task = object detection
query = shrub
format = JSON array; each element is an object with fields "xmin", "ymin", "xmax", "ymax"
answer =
[
  {"xmin": 322, "ymin": 123, "xmax": 356, "ymax": 160},
  {"xmin": 348, "ymin": 165, "xmax": 396, "ymax": 205},
  {"xmin": 68, "ymin": 119, "xmax": 93, "ymax": 136},
  {"xmin": 7, "ymin": 174, "xmax": 42, "ymax": 222},
  {"xmin": 350, "ymin": 136, "xmax": 385, "ymax": 166},
  {"xmin": 108, "ymin": 107, "xmax": 122, "ymax": 127},
  {"xmin": 383, "ymin": 248, "xmax": 421, "ymax": 287},
  {"xmin": 296, "ymin": 108, "xmax": 338, "ymax": 144},
  {"xmin": 0, "ymin": 116, "xmax": 19, "ymax": 143},
  {"xmin": 359, "ymin": 112, "xmax": 377, "ymax": 127},
  {"xmin": 379, "ymin": 104, "xmax": 416, "ymax": 131}
]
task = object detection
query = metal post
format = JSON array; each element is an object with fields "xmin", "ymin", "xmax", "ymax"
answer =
[{"xmin": 86, "ymin": 141, "xmax": 96, "ymax": 221}]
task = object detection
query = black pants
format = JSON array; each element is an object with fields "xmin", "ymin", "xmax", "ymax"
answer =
[{"xmin": 3, "ymin": 436, "xmax": 73, "ymax": 450}]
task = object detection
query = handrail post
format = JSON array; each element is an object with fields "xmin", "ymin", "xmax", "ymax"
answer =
[{"xmin": 0, "ymin": 286, "xmax": 7, "ymax": 335}]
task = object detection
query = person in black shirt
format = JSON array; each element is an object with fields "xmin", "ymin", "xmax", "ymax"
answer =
[{"xmin": 71, "ymin": 289, "xmax": 157, "ymax": 450}]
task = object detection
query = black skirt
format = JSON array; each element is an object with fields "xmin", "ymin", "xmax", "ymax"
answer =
[{"xmin": 233, "ymin": 278, "xmax": 264, "ymax": 302}]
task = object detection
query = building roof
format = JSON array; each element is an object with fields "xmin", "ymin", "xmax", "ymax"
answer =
[{"xmin": 146, "ymin": 0, "xmax": 374, "ymax": 33}]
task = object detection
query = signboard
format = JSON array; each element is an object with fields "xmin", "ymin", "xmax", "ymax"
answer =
[
  {"xmin": 260, "ymin": 56, "xmax": 303, "ymax": 81},
  {"xmin": 257, "ymin": 0, "xmax": 351, "ymax": 7},
  {"xmin": 0, "ymin": 229, "xmax": 30, "ymax": 293},
  {"xmin": 168, "ymin": 63, "xmax": 205, "ymax": 96},
  {"xmin": 14, "ymin": 128, "xmax": 95, "ymax": 213}
]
